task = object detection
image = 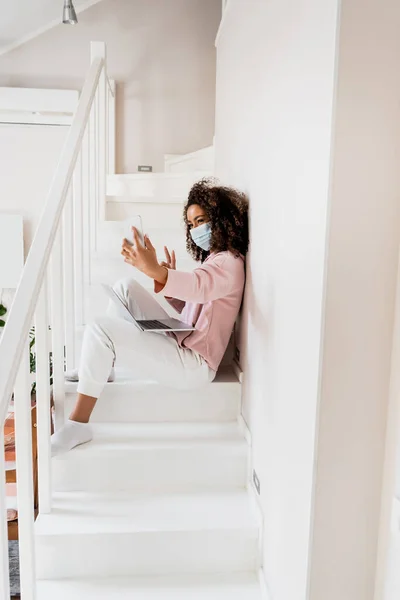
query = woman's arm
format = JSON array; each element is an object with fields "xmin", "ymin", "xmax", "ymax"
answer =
[
  {"xmin": 154, "ymin": 278, "xmax": 186, "ymax": 313},
  {"xmin": 153, "ymin": 246, "xmax": 186, "ymax": 314},
  {"xmin": 164, "ymin": 297, "xmax": 186, "ymax": 314},
  {"xmin": 158, "ymin": 254, "xmax": 240, "ymax": 304},
  {"xmin": 120, "ymin": 232, "xmax": 240, "ymax": 306}
]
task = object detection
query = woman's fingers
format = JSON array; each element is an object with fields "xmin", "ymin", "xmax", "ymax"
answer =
[
  {"xmin": 164, "ymin": 246, "xmax": 176, "ymax": 269},
  {"xmin": 121, "ymin": 246, "xmax": 134, "ymax": 257},
  {"xmin": 122, "ymin": 238, "xmax": 132, "ymax": 250},
  {"xmin": 121, "ymin": 245, "xmax": 136, "ymax": 266},
  {"xmin": 145, "ymin": 235, "xmax": 155, "ymax": 251},
  {"xmin": 132, "ymin": 227, "xmax": 143, "ymax": 248}
]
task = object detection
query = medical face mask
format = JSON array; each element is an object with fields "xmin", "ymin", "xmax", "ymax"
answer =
[{"xmin": 190, "ymin": 222, "xmax": 212, "ymax": 251}]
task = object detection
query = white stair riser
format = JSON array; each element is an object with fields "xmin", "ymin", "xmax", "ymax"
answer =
[
  {"xmin": 164, "ymin": 146, "xmax": 214, "ymax": 173},
  {"xmin": 36, "ymin": 530, "xmax": 259, "ymax": 579},
  {"xmin": 95, "ymin": 225, "xmax": 190, "ymax": 259},
  {"xmin": 106, "ymin": 172, "xmax": 212, "ymax": 202},
  {"xmin": 106, "ymin": 202, "xmax": 184, "ymax": 229},
  {"xmin": 64, "ymin": 387, "xmax": 241, "ymax": 423},
  {"xmin": 52, "ymin": 447, "xmax": 248, "ymax": 492},
  {"xmin": 36, "ymin": 575, "xmax": 264, "ymax": 600}
]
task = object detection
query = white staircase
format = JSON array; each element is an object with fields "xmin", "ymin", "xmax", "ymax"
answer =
[
  {"xmin": 35, "ymin": 368, "xmax": 264, "ymax": 598},
  {"xmin": 0, "ymin": 42, "xmax": 265, "ymax": 599}
]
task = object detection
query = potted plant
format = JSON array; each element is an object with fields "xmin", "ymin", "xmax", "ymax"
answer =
[
  {"xmin": 29, "ymin": 326, "xmax": 53, "ymax": 397},
  {"xmin": 0, "ymin": 302, "xmax": 6, "ymax": 330},
  {"xmin": 0, "ymin": 302, "xmax": 53, "ymax": 398}
]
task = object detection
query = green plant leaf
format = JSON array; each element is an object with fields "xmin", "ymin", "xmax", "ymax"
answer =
[
  {"xmin": 0, "ymin": 319, "xmax": 5, "ymax": 327},
  {"xmin": 0, "ymin": 304, "xmax": 6, "ymax": 316}
]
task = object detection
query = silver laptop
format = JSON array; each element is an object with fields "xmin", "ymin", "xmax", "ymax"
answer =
[{"xmin": 100, "ymin": 284, "xmax": 195, "ymax": 333}]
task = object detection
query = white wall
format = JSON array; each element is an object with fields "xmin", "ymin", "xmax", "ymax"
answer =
[
  {"xmin": 215, "ymin": 1, "xmax": 339, "ymax": 598},
  {"xmin": 0, "ymin": 122, "xmax": 67, "ymax": 315},
  {"xmin": 309, "ymin": 2, "xmax": 400, "ymax": 599},
  {"xmin": 0, "ymin": 123, "xmax": 67, "ymax": 252},
  {"xmin": 0, "ymin": 0, "xmax": 220, "ymax": 173},
  {"xmin": 216, "ymin": 1, "xmax": 400, "ymax": 598}
]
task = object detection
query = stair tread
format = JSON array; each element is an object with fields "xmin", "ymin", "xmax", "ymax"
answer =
[
  {"xmin": 53, "ymin": 422, "xmax": 247, "ymax": 456},
  {"xmin": 35, "ymin": 490, "xmax": 258, "ymax": 536},
  {"xmin": 65, "ymin": 366, "xmax": 239, "ymax": 393},
  {"xmin": 37, "ymin": 573, "xmax": 263, "ymax": 599}
]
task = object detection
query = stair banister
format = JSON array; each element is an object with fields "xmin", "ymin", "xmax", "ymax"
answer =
[{"xmin": 0, "ymin": 41, "xmax": 110, "ymax": 599}]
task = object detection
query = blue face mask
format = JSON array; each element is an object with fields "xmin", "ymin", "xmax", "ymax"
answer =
[{"xmin": 190, "ymin": 222, "xmax": 212, "ymax": 251}]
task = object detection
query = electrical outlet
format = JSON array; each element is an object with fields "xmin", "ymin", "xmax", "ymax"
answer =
[
  {"xmin": 253, "ymin": 469, "xmax": 261, "ymax": 495},
  {"xmin": 138, "ymin": 165, "xmax": 152, "ymax": 172}
]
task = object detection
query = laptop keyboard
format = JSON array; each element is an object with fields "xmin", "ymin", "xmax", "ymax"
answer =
[{"xmin": 139, "ymin": 320, "xmax": 171, "ymax": 331}]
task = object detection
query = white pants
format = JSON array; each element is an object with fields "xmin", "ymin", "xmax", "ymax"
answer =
[{"xmin": 77, "ymin": 278, "xmax": 215, "ymax": 398}]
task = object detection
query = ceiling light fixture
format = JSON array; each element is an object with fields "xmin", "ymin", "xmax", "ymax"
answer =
[{"xmin": 62, "ymin": 0, "xmax": 78, "ymax": 25}]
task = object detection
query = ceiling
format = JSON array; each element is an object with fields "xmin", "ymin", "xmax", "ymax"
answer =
[{"xmin": 0, "ymin": 0, "xmax": 103, "ymax": 55}]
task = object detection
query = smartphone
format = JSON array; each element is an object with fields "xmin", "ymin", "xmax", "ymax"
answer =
[{"xmin": 124, "ymin": 216, "xmax": 145, "ymax": 247}]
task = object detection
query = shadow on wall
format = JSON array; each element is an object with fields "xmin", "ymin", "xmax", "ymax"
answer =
[{"xmin": 239, "ymin": 253, "xmax": 275, "ymax": 419}]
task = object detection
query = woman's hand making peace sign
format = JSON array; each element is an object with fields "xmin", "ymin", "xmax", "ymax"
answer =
[{"xmin": 160, "ymin": 246, "xmax": 176, "ymax": 271}]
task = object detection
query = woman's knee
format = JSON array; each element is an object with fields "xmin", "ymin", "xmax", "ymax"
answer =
[
  {"xmin": 113, "ymin": 277, "xmax": 143, "ymax": 298},
  {"xmin": 81, "ymin": 318, "xmax": 117, "ymax": 367},
  {"xmin": 86, "ymin": 316, "xmax": 115, "ymax": 340}
]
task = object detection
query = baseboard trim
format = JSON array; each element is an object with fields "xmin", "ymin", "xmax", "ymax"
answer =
[
  {"xmin": 238, "ymin": 414, "xmax": 253, "ymax": 486},
  {"xmin": 215, "ymin": 0, "xmax": 233, "ymax": 47},
  {"xmin": 239, "ymin": 416, "xmax": 265, "ymax": 582},
  {"xmin": 259, "ymin": 568, "xmax": 271, "ymax": 599},
  {"xmin": 232, "ymin": 359, "xmax": 243, "ymax": 383},
  {"xmin": 248, "ymin": 482, "xmax": 264, "ymax": 569},
  {"xmin": 238, "ymin": 414, "xmax": 251, "ymax": 446}
]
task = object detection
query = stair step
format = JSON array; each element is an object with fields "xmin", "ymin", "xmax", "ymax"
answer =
[
  {"xmin": 106, "ymin": 172, "xmax": 212, "ymax": 203},
  {"xmin": 64, "ymin": 367, "xmax": 241, "ymax": 423},
  {"xmin": 35, "ymin": 491, "xmax": 259, "ymax": 579},
  {"xmin": 37, "ymin": 573, "xmax": 263, "ymax": 599},
  {"xmin": 53, "ymin": 422, "xmax": 248, "ymax": 492}
]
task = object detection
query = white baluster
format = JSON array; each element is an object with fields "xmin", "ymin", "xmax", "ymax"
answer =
[
  {"xmin": 95, "ymin": 89, "xmax": 100, "ymax": 227},
  {"xmin": 35, "ymin": 277, "xmax": 52, "ymax": 514},
  {"xmin": 107, "ymin": 80, "xmax": 116, "ymax": 175},
  {"xmin": 89, "ymin": 97, "xmax": 98, "ymax": 255},
  {"xmin": 14, "ymin": 343, "xmax": 36, "ymax": 599},
  {"xmin": 91, "ymin": 41, "xmax": 107, "ymax": 222},
  {"xmin": 0, "ymin": 428, "xmax": 10, "ymax": 600},
  {"xmin": 63, "ymin": 187, "xmax": 76, "ymax": 370},
  {"xmin": 73, "ymin": 151, "xmax": 84, "ymax": 327},
  {"xmin": 50, "ymin": 227, "xmax": 66, "ymax": 431},
  {"xmin": 98, "ymin": 67, "xmax": 107, "ymax": 221},
  {"xmin": 82, "ymin": 124, "xmax": 91, "ymax": 325}
]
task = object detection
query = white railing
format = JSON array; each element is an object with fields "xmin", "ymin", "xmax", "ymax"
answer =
[{"xmin": 0, "ymin": 41, "xmax": 114, "ymax": 599}]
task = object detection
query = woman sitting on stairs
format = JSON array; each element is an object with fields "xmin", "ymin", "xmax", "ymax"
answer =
[{"xmin": 51, "ymin": 178, "xmax": 249, "ymax": 455}]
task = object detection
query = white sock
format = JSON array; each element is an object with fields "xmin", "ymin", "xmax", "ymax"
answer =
[{"xmin": 51, "ymin": 419, "xmax": 93, "ymax": 456}]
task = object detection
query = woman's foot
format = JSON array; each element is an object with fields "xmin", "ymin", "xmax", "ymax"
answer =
[
  {"xmin": 51, "ymin": 419, "xmax": 93, "ymax": 456},
  {"xmin": 65, "ymin": 367, "xmax": 115, "ymax": 383}
]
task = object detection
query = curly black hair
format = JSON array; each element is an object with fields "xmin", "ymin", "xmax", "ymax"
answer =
[{"xmin": 184, "ymin": 178, "xmax": 249, "ymax": 262}]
